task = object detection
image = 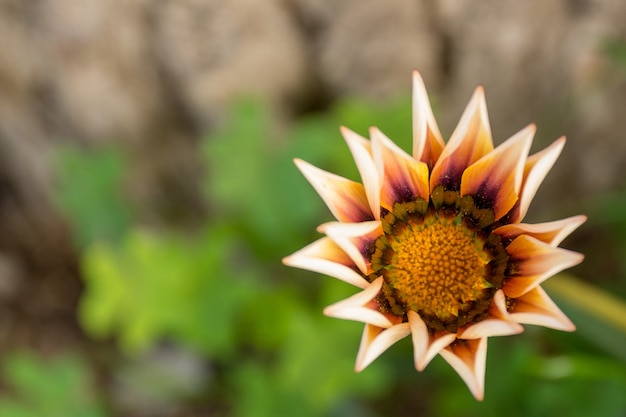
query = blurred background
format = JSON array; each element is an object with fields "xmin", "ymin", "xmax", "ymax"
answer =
[{"xmin": 0, "ymin": 0, "xmax": 625, "ymax": 416}]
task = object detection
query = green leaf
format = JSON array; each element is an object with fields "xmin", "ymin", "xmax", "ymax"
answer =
[
  {"xmin": 434, "ymin": 337, "xmax": 626, "ymax": 417},
  {"xmin": 79, "ymin": 226, "xmax": 256, "ymax": 356},
  {"xmin": 543, "ymin": 273, "xmax": 626, "ymax": 361},
  {"xmin": 603, "ymin": 38, "xmax": 626, "ymax": 71},
  {"xmin": 54, "ymin": 146, "xmax": 132, "ymax": 246},
  {"xmin": 0, "ymin": 352, "xmax": 107, "ymax": 417}
]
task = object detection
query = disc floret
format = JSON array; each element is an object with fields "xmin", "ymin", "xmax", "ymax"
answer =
[{"xmin": 371, "ymin": 194, "xmax": 505, "ymax": 332}]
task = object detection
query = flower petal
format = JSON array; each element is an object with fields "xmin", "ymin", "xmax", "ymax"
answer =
[
  {"xmin": 430, "ymin": 86, "xmax": 493, "ymax": 191},
  {"xmin": 503, "ymin": 235, "xmax": 585, "ymax": 298},
  {"xmin": 319, "ymin": 221, "xmax": 382, "ymax": 275},
  {"xmin": 408, "ymin": 311, "xmax": 456, "ymax": 371},
  {"xmin": 323, "ymin": 277, "xmax": 394, "ymax": 328},
  {"xmin": 412, "ymin": 70, "xmax": 445, "ymax": 170},
  {"xmin": 355, "ymin": 322, "xmax": 412, "ymax": 372},
  {"xmin": 510, "ymin": 137, "xmax": 565, "ymax": 222},
  {"xmin": 460, "ymin": 124, "xmax": 534, "ymax": 221},
  {"xmin": 341, "ymin": 127, "xmax": 381, "ymax": 220},
  {"xmin": 494, "ymin": 215, "xmax": 587, "ymax": 247},
  {"xmin": 294, "ymin": 158, "xmax": 374, "ymax": 222},
  {"xmin": 371, "ymin": 127, "xmax": 430, "ymax": 210},
  {"xmin": 282, "ymin": 237, "xmax": 370, "ymax": 289},
  {"xmin": 440, "ymin": 338, "xmax": 488, "ymax": 401},
  {"xmin": 458, "ymin": 290, "xmax": 524, "ymax": 339},
  {"xmin": 509, "ymin": 285, "xmax": 576, "ymax": 331}
]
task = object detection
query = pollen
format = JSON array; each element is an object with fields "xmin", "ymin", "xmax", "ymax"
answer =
[{"xmin": 374, "ymin": 213, "xmax": 493, "ymax": 323}]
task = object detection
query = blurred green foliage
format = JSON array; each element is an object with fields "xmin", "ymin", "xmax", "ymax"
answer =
[
  {"xmin": 29, "ymin": 94, "xmax": 626, "ymax": 416},
  {"xmin": 604, "ymin": 38, "xmax": 626, "ymax": 72},
  {"xmin": 79, "ymin": 227, "xmax": 251, "ymax": 356},
  {"xmin": 52, "ymin": 98, "xmax": 413, "ymax": 416},
  {"xmin": 54, "ymin": 147, "xmax": 133, "ymax": 246},
  {"xmin": 432, "ymin": 337, "xmax": 626, "ymax": 417},
  {"xmin": 203, "ymin": 98, "xmax": 413, "ymax": 259},
  {"xmin": 0, "ymin": 353, "xmax": 108, "ymax": 417}
]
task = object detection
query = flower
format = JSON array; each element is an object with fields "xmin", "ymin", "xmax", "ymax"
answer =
[{"xmin": 282, "ymin": 71, "xmax": 585, "ymax": 400}]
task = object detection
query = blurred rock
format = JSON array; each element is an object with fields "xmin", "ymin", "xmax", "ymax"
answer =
[
  {"xmin": 112, "ymin": 344, "xmax": 210, "ymax": 417},
  {"xmin": 155, "ymin": 0, "xmax": 310, "ymax": 126},
  {"xmin": 291, "ymin": 0, "xmax": 443, "ymax": 99}
]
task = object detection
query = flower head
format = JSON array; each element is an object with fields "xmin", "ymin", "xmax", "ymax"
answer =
[{"xmin": 283, "ymin": 71, "xmax": 585, "ymax": 400}]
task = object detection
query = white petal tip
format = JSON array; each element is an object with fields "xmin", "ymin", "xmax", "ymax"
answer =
[
  {"xmin": 340, "ymin": 126, "xmax": 364, "ymax": 140},
  {"xmin": 473, "ymin": 85, "xmax": 485, "ymax": 99}
]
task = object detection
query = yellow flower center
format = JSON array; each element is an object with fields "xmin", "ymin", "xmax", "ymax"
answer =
[
  {"xmin": 371, "ymin": 197, "xmax": 506, "ymax": 332},
  {"xmin": 385, "ymin": 218, "xmax": 491, "ymax": 319}
]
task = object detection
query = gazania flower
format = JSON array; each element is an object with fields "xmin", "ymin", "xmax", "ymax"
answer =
[{"xmin": 282, "ymin": 71, "xmax": 585, "ymax": 400}]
